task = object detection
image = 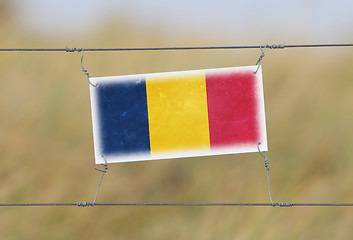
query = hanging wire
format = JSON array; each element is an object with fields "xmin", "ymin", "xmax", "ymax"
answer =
[
  {"xmin": 0, "ymin": 43, "xmax": 352, "ymax": 52},
  {"xmin": 80, "ymin": 49, "xmax": 98, "ymax": 87},
  {"xmin": 92, "ymin": 155, "xmax": 108, "ymax": 206},
  {"xmin": 257, "ymin": 142, "xmax": 274, "ymax": 205},
  {"xmin": 253, "ymin": 46, "xmax": 267, "ymax": 74},
  {"xmin": 0, "ymin": 147, "xmax": 353, "ymax": 208}
]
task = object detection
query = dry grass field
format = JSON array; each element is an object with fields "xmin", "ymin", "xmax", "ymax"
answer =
[{"xmin": 1, "ymin": 9, "xmax": 353, "ymax": 239}]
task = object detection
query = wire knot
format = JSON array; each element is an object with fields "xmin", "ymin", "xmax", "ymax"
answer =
[
  {"xmin": 274, "ymin": 202, "xmax": 293, "ymax": 207},
  {"xmin": 264, "ymin": 159, "xmax": 269, "ymax": 169},
  {"xmin": 253, "ymin": 43, "xmax": 285, "ymax": 74},
  {"xmin": 76, "ymin": 202, "xmax": 92, "ymax": 207},
  {"xmin": 257, "ymin": 142, "xmax": 270, "ymax": 170},
  {"xmin": 65, "ymin": 47, "xmax": 82, "ymax": 52},
  {"xmin": 95, "ymin": 155, "xmax": 108, "ymax": 173},
  {"xmin": 266, "ymin": 44, "xmax": 286, "ymax": 49}
]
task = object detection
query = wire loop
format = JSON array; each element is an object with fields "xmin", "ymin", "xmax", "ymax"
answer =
[
  {"xmin": 92, "ymin": 154, "xmax": 108, "ymax": 206},
  {"xmin": 80, "ymin": 49, "xmax": 98, "ymax": 87},
  {"xmin": 253, "ymin": 43, "xmax": 285, "ymax": 74},
  {"xmin": 253, "ymin": 46, "xmax": 267, "ymax": 74}
]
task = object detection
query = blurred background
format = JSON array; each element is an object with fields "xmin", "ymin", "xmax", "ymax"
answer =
[{"xmin": 1, "ymin": 0, "xmax": 353, "ymax": 239}]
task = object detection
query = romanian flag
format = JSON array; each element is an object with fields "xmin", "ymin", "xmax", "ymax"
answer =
[{"xmin": 90, "ymin": 66, "xmax": 267, "ymax": 164}]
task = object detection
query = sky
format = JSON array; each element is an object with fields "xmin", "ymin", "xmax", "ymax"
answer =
[{"xmin": 9, "ymin": 0, "xmax": 353, "ymax": 43}]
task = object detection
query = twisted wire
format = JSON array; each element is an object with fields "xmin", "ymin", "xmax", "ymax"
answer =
[
  {"xmin": 257, "ymin": 142, "xmax": 274, "ymax": 205},
  {"xmin": 80, "ymin": 49, "xmax": 98, "ymax": 87}
]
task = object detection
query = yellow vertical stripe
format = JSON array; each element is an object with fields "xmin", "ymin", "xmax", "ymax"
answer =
[{"xmin": 146, "ymin": 71, "xmax": 210, "ymax": 155}]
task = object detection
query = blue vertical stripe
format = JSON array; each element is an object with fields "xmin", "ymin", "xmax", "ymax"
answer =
[{"xmin": 96, "ymin": 77, "xmax": 151, "ymax": 157}]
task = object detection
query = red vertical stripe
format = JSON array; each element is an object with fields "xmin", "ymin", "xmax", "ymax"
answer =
[{"xmin": 205, "ymin": 69, "xmax": 259, "ymax": 148}]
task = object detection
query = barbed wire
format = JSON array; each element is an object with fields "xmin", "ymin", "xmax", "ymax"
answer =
[{"xmin": 0, "ymin": 43, "xmax": 352, "ymax": 52}]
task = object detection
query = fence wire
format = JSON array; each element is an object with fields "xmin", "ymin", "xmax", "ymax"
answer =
[
  {"xmin": 1, "ymin": 202, "xmax": 353, "ymax": 207},
  {"xmin": 0, "ymin": 43, "xmax": 352, "ymax": 52},
  {"xmin": 1, "ymin": 42, "xmax": 353, "ymax": 207}
]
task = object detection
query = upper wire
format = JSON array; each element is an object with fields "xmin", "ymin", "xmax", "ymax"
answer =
[{"xmin": 1, "ymin": 43, "xmax": 353, "ymax": 52}]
